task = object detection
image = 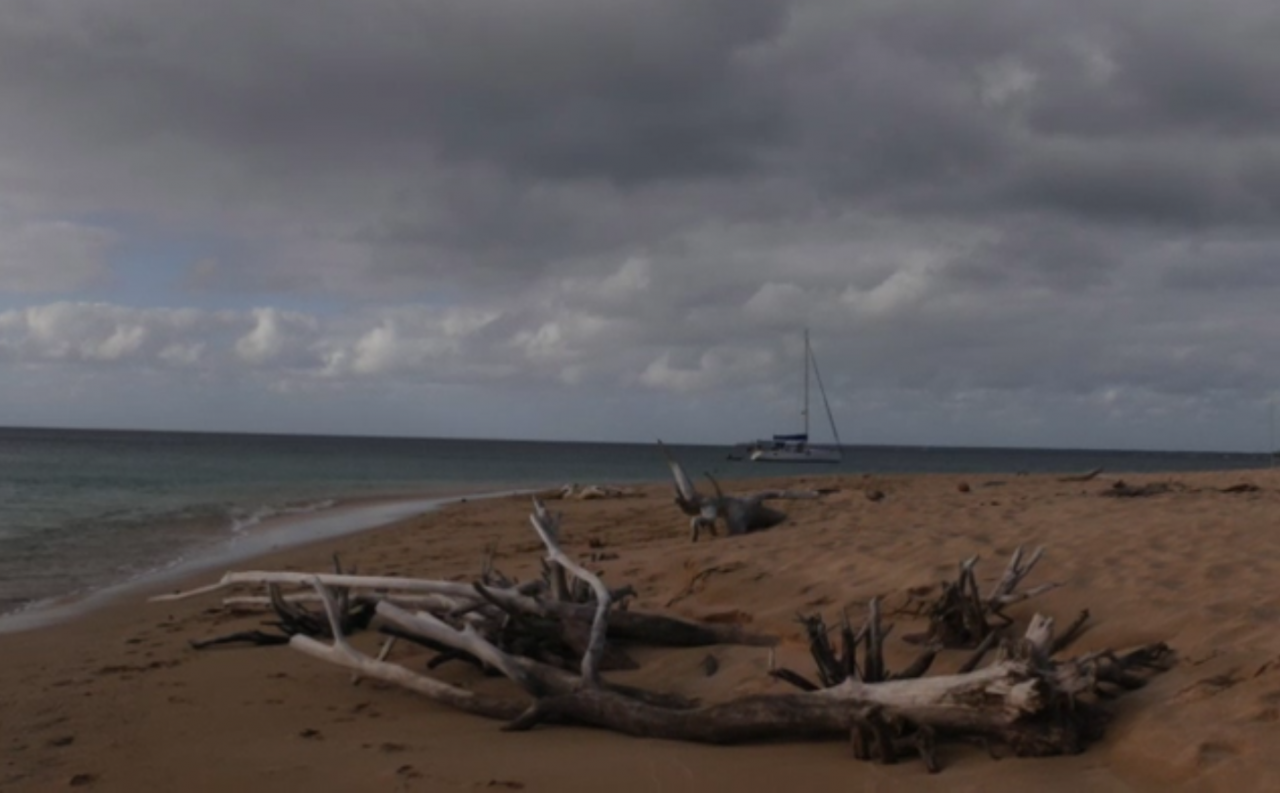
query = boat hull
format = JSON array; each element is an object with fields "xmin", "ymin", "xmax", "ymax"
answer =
[{"xmin": 747, "ymin": 446, "xmax": 842, "ymax": 463}]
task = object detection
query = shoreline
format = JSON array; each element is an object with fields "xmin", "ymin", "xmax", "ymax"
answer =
[
  {"xmin": 3, "ymin": 438, "xmax": 1271, "ymax": 637},
  {"xmin": 0, "ymin": 484, "xmax": 541, "ymax": 636},
  {"xmin": 6, "ymin": 461, "xmax": 1271, "ymax": 638}
]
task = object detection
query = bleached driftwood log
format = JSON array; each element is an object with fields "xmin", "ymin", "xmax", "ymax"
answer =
[
  {"xmin": 539, "ymin": 483, "xmax": 645, "ymax": 501},
  {"xmin": 529, "ymin": 498, "xmax": 610, "ymax": 685},
  {"xmin": 154, "ymin": 571, "xmax": 504, "ymax": 603},
  {"xmin": 164, "ymin": 508, "xmax": 775, "ymax": 661},
  {"xmin": 188, "ymin": 555, "xmax": 384, "ymax": 649},
  {"xmin": 279, "ymin": 500, "xmax": 1171, "ymax": 772},
  {"xmin": 659, "ymin": 442, "xmax": 829, "ymax": 541},
  {"xmin": 221, "ymin": 592, "xmax": 464, "ymax": 611}
]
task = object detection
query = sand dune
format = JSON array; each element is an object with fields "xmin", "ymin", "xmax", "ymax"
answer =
[{"xmin": 3, "ymin": 468, "xmax": 1280, "ymax": 791}]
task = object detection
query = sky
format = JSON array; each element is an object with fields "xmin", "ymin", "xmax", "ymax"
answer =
[{"xmin": 2, "ymin": 0, "xmax": 1280, "ymax": 452}]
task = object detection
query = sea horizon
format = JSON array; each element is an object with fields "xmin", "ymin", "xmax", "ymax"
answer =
[{"xmin": 1, "ymin": 421, "xmax": 1273, "ymax": 458}]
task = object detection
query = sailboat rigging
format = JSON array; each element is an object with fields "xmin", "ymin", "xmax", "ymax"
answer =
[{"xmin": 739, "ymin": 329, "xmax": 843, "ymax": 463}]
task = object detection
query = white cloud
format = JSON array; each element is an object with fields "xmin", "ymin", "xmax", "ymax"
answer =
[
  {"xmin": 558, "ymin": 257, "xmax": 653, "ymax": 306},
  {"xmin": 639, "ymin": 346, "xmax": 778, "ymax": 393},
  {"xmin": 839, "ymin": 256, "xmax": 942, "ymax": 319},
  {"xmin": 512, "ymin": 321, "xmax": 569, "ymax": 363},
  {"xmin": 977, "ymin": 59, "xmax": 1038, "ymax": 108},
  {"xmin": 1070, "ymin": 38, "xmax": 1119, "ymax": 84},
  {"xmin": 350, "ymin": 324, "xmax": 402, "ymax": 375},
  {"xmin": 234, "ymin": 308, "xmax": 289, "ymax": 365},
  {"xmin": 639, "ymin": 353, "xmax": 703, "ymax": 392},
  {"xmin": 319, "ymin": 308, "xmax": 501, "ymax": 377},
  {"xmin": 744, "ymin": 281, "xmax": 809, "ymax": 319},
  {"xmin": 346, "ymin": 322, "xmax": 456, "ymax": 375},
  {"xmin": 594, "ymin": 257, "xmax": 652, "ymax": 301},
  {"xmin": 158, "ymin": 341, "xmax": 205, "ymax": 367},
  {"xmin": 0, "ymin": 302, "xmax": 161, "ymax": 362},
  {"xmin": 509, "ymin": 311, "xmax": 617, "ymax": 368},
  {"xmin": 94, "ymin": 323, "xmax": 148, "ymax": 360}
]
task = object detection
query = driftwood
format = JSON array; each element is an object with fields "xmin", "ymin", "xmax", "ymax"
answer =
[
  {"xmin": 1098, "ymin": 480, "xmax": 1259, "ymax": 499},
  {"xmin": 1058, "ymin": 467, "xmax": 1103, "ymax": 483},
  {"xmin": 162, "ymin": 516, "xmax": 775, "ymax": 676},
  {"xmin": 901, "ymin": 547, "xmax": 1061, "ymax": 649},
  {"xmin": 189, "ymin": 556, "xmax": 377, "ymax": 649},
  {"xmin": 162, "ymin": 570, "xmax": 773, "ymax": 652},
  {"xmin": 767, "ymin": 604, "xmax": 1160, "ymax": 767},
  {"xmin": 275, "ymin": 502, "xmax": 1171, "ymax": 772},
  {"xmin": 1102, "ymin": 481, "xmax": 1181, "ymax": 498},
  {"xmin": 170, "ymin": 498, "xmax": 1173, "ymax": 773},
  {"xmin": 1220, "ymin": 483, "xmax": 1260, "ymax": 494},
  {"xmin": 537, "ymin": 483, "xmax": 646, "ymax": 501},
  {"xmin": 1100, "ymin": 480, "xmax": 1259, "ymax": 499},
  {"xmin": 659, "ymin": 441, "xmax": 826, "ymax": 541}
]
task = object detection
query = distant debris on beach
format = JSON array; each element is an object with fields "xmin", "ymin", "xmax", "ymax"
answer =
[
  {"xmin": 1058, "ymin": 467, "xmax": 1104, "ymax": 483},
  {"xmin": 538, "ymin": 483, "xmax": 647, "ymax": 501},
  {"xmin": 1102, "ymin": 479, "xmax": 1262, "ymax": 498}
]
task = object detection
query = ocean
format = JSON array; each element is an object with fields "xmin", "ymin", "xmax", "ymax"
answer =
[{"xmin": 0, "ymin": 426, "xmax": 1270, "ymax": 628}]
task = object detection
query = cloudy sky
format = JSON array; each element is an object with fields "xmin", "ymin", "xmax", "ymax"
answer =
[{"xmin": 2, "ymin": 0, "xmax": 1279, "ymax": 452}]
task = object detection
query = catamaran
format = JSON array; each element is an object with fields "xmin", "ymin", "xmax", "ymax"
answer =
[{"xmin": 739, "ymin": 329, "xmax": 843, "ymax": 463}]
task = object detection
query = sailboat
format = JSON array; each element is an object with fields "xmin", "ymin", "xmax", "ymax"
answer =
[{"xmin": 741, "ymin": 329, "xmax": 843, "ymax": 464}]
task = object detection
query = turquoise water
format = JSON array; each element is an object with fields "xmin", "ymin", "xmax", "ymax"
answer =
[{"xmin": 0, "ymin": 427, "xmax": 1269, "ymax": 618}]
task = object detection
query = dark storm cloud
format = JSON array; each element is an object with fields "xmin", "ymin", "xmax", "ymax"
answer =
[
  {"xmin": 0, "ymin": 0, "xmax": 788, "ymax": 184},
  {"xmin": 1106, "ymin": 4, "xmax": 1280, "ymax": 135},
  {"xmin": 0, "ymin": 0, "xmax": 804, "ymax": 295},
  {"xmin": 10, "ymin": 0, "xmax": 1279, "ymax": 255},
  {"xmin": 1161, "ymin": 239, "xmax": 1280, "ymax": 292}
]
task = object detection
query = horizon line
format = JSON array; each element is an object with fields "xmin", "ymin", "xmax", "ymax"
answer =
[{"xmin": 0, "ymin": 422, "xmax": 1271, "ymax": 459}]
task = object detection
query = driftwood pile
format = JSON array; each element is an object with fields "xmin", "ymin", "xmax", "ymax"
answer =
[
  {"xmin": 158, "ymin": 498, "xmax": 1173, "ymax": 774},
  {"xmin": 660, "ymin": 442, "xmax": 835, "ymax": 541},
  {"xmin": 1102, "ymin": 479, "xmax": 1262, "ymax": 498},
  {"xmin": 898, "ymin": 546, "xmax": 1074, "ymax": 651},
  {"xmin": 537, "ymin": 483, "xmax": 646, "ymax": 501}
]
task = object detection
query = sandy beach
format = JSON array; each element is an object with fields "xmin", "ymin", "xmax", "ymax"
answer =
[{"xmin": 4, "ymin": 468, "xmax": 1280, "ymax": 792}]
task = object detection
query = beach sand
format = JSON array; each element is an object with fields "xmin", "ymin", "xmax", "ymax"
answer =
[{"xmin": 4, "ymin": 468, "xmax": 1280, "ymax": 791}]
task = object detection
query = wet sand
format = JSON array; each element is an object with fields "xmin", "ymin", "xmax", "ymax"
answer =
[{"xmin": 3, "ymin": 468, "xmax": 1280, "ymax": 791}]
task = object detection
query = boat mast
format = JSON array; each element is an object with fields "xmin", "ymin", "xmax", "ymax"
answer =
[
  {"xmin": 806, "ymin": 331, "xmax": 844, "ymax": 454},
  {"xmin": 802, "ymin": 328, "xmax": 810, "ymax": 439}
]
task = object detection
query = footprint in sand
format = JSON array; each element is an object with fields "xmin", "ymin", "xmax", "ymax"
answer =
[
  {"xmin": 1175, "ymin": 671, "xmax": 1243, "ymax": 703},
  {"xmin": 1247, "ymin": 690, "xmax": 1280, "ymax": 722},
  {"xmin": 1204, "ymin": 563, "xmax": 1237, "ymax": 582},
  {"xmin": 1250, "ymin": 705, "xmax": 1280, "ymax": 723},
  {"xmin": 396, "ymin": 764, "xmax": 423, "ymax": 780},
  {"xmin": 1196, "ymin": 741, "xmax": 1243, "ymax": 769}
]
